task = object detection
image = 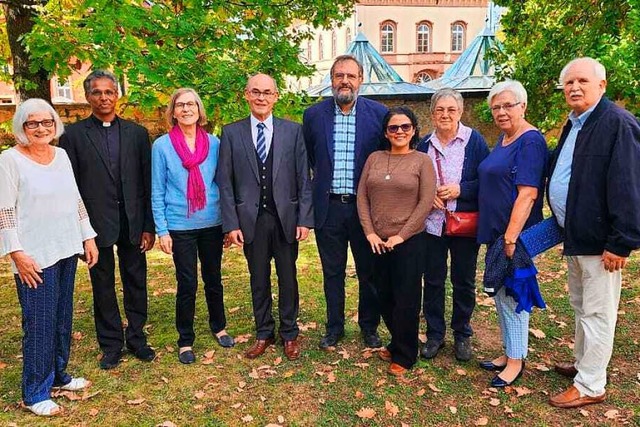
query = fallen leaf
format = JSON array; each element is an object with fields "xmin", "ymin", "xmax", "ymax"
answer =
[
  {"xmin": 604, "ymin": 409, "xmax": 619, "ymax": 419},
  {"xmin": 89, "ymin": 408, "xmax": 99, "ymax": 416},
  {"xmin": 231, "ymin": 403, "xmax": 242, "ymax": 409},
  {"xmin": 238, "ymin": 381, "xmax": 246, "ymax": 388},
  {"xmin": 456, "ymin": 368, "xmax": 467, "ymax": 376},
  {"xmin": 72, "ymin": 331, "xmax": 85, "ymax": 340},
  {"xmin": 418, "ymin": 333, "xmax": 427, "ymax": 343},
  {"xmin": 156, "ymin": 422, "xmax": 177, "ymax": 427},
  {"xmin": 428, "ymin": 383, "xmax": 442, "ymax": 393},
  {"xmin": 416, "ymin": 388, "xmax": 426, "ymax": 396},
  {"xmin": 327, "ymin": 371, "xmax": 337, "ymax": 383},
  {"xmin": 249, "ymin": 369, "xmax": 260, "ymax": 379},
  {"xmin": 449, "ymin": 406, "xmax": 457, "ymax": 414},
  {"xmin": 228, "ymin": 306, "xmax": 240, "ymax": 313},
  {"xmin": 194, "ymin": 391, "xmax": 205, "ymax": 400},
  {"xmin": 277, "ymin": 415, "xmax": 285, "ymax": 423},
  {"xmin": 579, "ymin": 409, "xmax": 589, "ymax": 417},
  {"xmin": 376, "ymin": 379, "xmax": 386, "ymax": 387},
  {"xmin": 354, "ymin": 362, "xmax": 370, "ymax": 369},
  {"xmin": 235, "ymin": 334, "xmax": 251, "ymax": 344},
  {"xmin": 260, "ymin": 396, "xmax": 266, "ymax": 402},
  {"xmin": 274, "ymin": 357, "xmax": 282, "ymax": 366},
  {"xmin": 165, "ymin": 345, "xmax": 175, "ymax": 352},
  {"xmin": 0, "ymin": 362, "xmax": 7, "ymax": 370},
  {"xmin": 193, "ymin": 404, "xmax": 204, "ymax": 410},
  {"xmin": 514, "ymin": 386, "xmax": 532, "ymax": 397},
  {"xmin": 504, "ymin": 406, "xmax": 513, "ymax": 415},
  {"xmin": 338, "ymin": 349, "xmax": 350, "ymax": 359},
  {"xmin": 241, "ymin": 414, "xmax": 254, "ymax": 422},
  {"xmin": 264, "ymin": 424, "xmax": 282, "ymax": 427},
  {"xmin": 127, "ymin": 398, "xmax": 146, "ymax": 405},
  {"xmin": 356, "ymin": 407, "xmax": 376, "ymax": 419},
  {"xmin": 534, "ymin": 364, "xmax": 550, "ymax": 372},
  {"xmin": 385, "ymin": 400, "xmax": 399, "ymax": 417},
  {"xmin": 81, "ymin": 390, "xmax": 101, "ymax": 401},
  {"xmin": 489, "ymin": 398, "xmax": 500, "ymax": 407},
  {"xmin": 474, "ymin": 416, "xmax": 489, "ymax": 426},
  {"xmin": 529, "ymin": 328, "xmax": 546, "ymax": 339},
  {"xmin": 204, "ymin": 350, "xmax": 215, "ymax": 359},
  {"xmin": 282, "ymin": 370, "xmax": 294, "ymax": 378}
]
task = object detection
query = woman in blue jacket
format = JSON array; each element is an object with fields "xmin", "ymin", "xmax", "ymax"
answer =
[
  {"xmin": 417, "ymin": 88, "xmax": 489, "ymax": 362},
  {"xmin": 152, "ymin": 88, "xmax": 234, "ymax": 364}
]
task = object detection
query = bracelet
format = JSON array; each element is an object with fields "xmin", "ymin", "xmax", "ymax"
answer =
[{"xmin": 504, "ymin": 238, "xmax": 517, "ymax": 246}]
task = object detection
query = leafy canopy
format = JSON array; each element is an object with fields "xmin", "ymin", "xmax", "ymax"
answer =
[
  {"xmin": 493, "ymin": 0, "xmax": 640, "ymax": 133},
  {"xmin": 24, "ymin": 0, "xmax": 353, "ymax": 127}
]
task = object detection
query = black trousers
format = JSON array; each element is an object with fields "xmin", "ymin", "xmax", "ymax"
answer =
[
  {"xmin": 89, "ymin": 210, "xmax": 148, "ymax": 353},
  {"xmin": 315, "ymin": 200, "xmax": 380, "ymax": 336},
  {"xmin": 170, "ymin": 226, "xmax": 226, "ymax": 348},
  {"xmin": 243, "ymin": 211, "xmax": 299, "ymax": 341},
  {"xmin": 375, "ymin": 233, "xmax": 425, "ymax": 369},
  {"xmin": 422, "ymin": 232, "xmax": 479, "ymax": 341}
]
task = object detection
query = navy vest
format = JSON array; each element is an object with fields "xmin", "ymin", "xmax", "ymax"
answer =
[{"xmin": 255, "ymin": 145, "xmax": 277, "ymax": 216}]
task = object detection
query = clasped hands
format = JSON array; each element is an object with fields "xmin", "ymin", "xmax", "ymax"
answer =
[
  {"xmin": 366, "ymin": 233, "xmax": 404, "ymax": 254},
  {"xmin": 433, "ymin": 184, "xmax": 460, "ymax": 210}
]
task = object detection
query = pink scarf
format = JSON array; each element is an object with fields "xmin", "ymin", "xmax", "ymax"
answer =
[{"xmin": 169, "ymin": 125, "xmax": 209, "ymax": 216}]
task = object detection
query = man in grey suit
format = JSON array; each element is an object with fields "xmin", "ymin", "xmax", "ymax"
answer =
[{"xmin": 217, "ymin": 73, "xmax": 313, "ymax": 360}]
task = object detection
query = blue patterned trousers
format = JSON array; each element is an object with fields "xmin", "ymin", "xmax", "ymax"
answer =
[{"xmin": 15, "ymin": 256, "xmax": 77, "ymax": 405}]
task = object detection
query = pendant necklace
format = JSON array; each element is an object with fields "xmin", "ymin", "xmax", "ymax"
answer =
[{"xmin": 385, "ymin": 151, "xmax": 408, "ymax": 180}]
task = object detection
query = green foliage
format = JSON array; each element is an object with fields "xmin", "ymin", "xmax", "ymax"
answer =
[
  {"xmin": 24, "ymin": 0, "xmax": 353, "ymax": 126},
  {"xmin": 493, "ymin": 0, "xmax": 640, "ymax": 130}
]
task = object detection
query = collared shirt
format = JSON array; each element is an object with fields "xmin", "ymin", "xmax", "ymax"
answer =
[
  {"xmin": 424, "ymin": 122, "xmax": 472, "ymax": 236},
  {"xmin": 331, "ymin": 99, "xmax": 357, "ymax": 194},
  {"xmin": 250, "ymin": 114, "xmax": 274, "ymax": 155},
  {"xmin": 549, "ymin": 100, "xmax": 600, "ymax": 227},
  {"xmin": 91, "ymin": 115, "xmax": 122, "ymax": 200}
]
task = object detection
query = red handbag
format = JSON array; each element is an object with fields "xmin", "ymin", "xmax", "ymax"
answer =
[{"xmin": 434, "ymin": 150, "xmax": 478, "ymax": 238}]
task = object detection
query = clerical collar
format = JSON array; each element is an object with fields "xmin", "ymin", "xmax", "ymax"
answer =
[{"xmin": 91, "ymin": 115, "xmax": 118, "ymax": 128}]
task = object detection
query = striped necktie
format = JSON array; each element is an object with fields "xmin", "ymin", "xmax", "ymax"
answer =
[{"xmin": 256, "ymin": 122, "xmax": 267, "ymax": 163}]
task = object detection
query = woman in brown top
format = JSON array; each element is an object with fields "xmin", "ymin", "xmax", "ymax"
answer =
[{"xmin": 357, "ymin": 106, "xmax": 436, "ymax": 376}]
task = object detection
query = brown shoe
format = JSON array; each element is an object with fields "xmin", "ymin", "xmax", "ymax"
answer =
[
  {"xmin": 554, "ymin": 361, "xmax": 578, "ymax": 378},
  {"xmin": 283, "ymin": 338, "xmax": 301, "ymax": 361},
  {"xmin": 388, "ymin": 362, "xmax": 407, "ymax": 377},
  {"xmin": 549, "ymin": 385, "xmax": 606, "ymax": 408},
  {"xmin": 244, "ymin": 337, "xmax": 275, "ymax": 359},
  {"xmin": 378, "ymin": 348, "xmax": 392, "ymax": 362}
]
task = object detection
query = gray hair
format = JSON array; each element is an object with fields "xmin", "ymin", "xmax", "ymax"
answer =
[
  {"xmin": 430, "ymin": 88, "xmax": 464, "ymax": 114},
  {"xmin": 487, "ymin": 80, "xmax": 528, "ymax": 106},
  {"xmin": 165, "ymin": 88, "xmax": 208, "ymax": 128},
  {"xmin": 330, "ymin": 54, "xmax": 364, "ymax": 78},
  {"xmin": 244, "ymin": 73, "xmax": 279, "ymax": 92},
  {"xmin": 559, "ymin": 57, "xmax": 607, "ymax": 83},
  {"xmin": 83, "ymin": 69, "xmax": 118, "ymax": 94},
  {"xmin": 12, "ymin": 98, "xmax": 64, "ymax": 146}
]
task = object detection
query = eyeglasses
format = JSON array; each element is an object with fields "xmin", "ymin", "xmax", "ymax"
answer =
[
  {"xmin": 247, "ymin": 89, "xmax": 277, "ymax": 99},
  {"xmin": 434, "ymin": 107, "xmax": 459, "ymax": 116},
  {"xmin": 332, "ymin": 72, "xmax": 360, "ymax": 81},
  {"xmin": 175, "ymin": 101, "xmax": 197, "ymax": 110},
  {"xmin": 88, "ymin": 89, "xmax": 117, "ymax": 98},
  {"xmin": 490, "ymin": 102, "xmax": 521, "ymax": 113},
  {"xmin": 23, "ymin": 119, "xmax": 55, "ymax": 130},
  {"xmin": 386, "ymin": 123, "xmax": 413, "ymax": 133}
]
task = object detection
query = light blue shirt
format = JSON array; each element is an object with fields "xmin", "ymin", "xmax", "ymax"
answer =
[
  {"xmin": 549, "ymin": 101, "xmax": 599, "ymax": 227},
  {"xmin": 331, "ymin": 99, "xmax": 357, "ymax": 194},
  {"xmin": 151, "ymin": 133, "xmax": 222, "ymax": 236},
  {"xmin": 250, "ymin": 114, "xmax": 273, "ymax": 155}
]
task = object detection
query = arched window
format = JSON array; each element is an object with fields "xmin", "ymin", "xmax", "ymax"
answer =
[
  {"xmin": 332, "ymin": 30, "xmax": 337, "ymax": 58},
  {"xmin": 416, "ymin": 21, "xmax": 432, "ymax": 53},
  {"xmin": 346, "ymin": 27, "xmax": 352, "ymax": 45},
  {"xmin": 414, "ymin": 71, "xmax": 433, "ymax": 84},
  {"xmin": 306, "ymin": 41, "xmax": 312, "ymax": 63},
  {"xmin": 380, "ymin": 21, "xmax": 395, "ymax": 53},
  {"xmin": 451, "ymin": 21, "xmax": 466, "ymax": 52},
  {"xmin": 318, "ymin": 35, "xmax": 324, "ymax": 60}
]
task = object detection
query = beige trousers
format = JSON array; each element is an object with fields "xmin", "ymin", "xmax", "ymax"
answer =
[{"xmin": 566, "ymin": 255, "xmax": 621, "ymax": 397}]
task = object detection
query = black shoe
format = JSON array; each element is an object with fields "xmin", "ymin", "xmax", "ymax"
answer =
[
  {"xmin": 454, "ymin": 337, "xmax": 473, "ymax": 361},
  {"xmin": 215, "ymin": 334, "xmax": 235, "ymax": 348},
  {"xmin": 319, "ymin": 332, "xmax": 344, "ymax": 349},
  {"xmin": 420, "ymin": 339, "xmax": 444, "ymax": 359},
  {"xmin": 491, "ymin": 361, "xmax": 525, "ymax": 388},
  {"xmin": 99, "ymin": 351, "xmax": 122, "ymax": 370},
  {"xmin": 127, "ymin": 345, "xmax": 156, "ymax": 362},
  {"xmin": 362, "ymin": 331, "xmax": 382, "ymax": 348},
  {"xmin": 479, "ymin": 360, "xmax": 507, "ymax": 371},
  {"xmin": 178, "ymin": 350, "xmax": 196, "ymax": 364}
]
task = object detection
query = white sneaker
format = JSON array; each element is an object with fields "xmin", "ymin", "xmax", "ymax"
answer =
[
  {"xmin": 56, "ymin": 377, "xmax": 91, "ymax": 391},
  {"xmin": 26, "ymin": 399, "xmax": 62, "ymax": 416}
]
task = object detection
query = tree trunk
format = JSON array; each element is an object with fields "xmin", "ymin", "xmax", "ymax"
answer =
[{"xmin": 2, "ymin": 1, "xmax": 51, "ymax": 103}]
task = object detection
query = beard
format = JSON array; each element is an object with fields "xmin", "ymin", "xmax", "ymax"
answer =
[{"xmin": 332, "ymin": 85, "xmax": 357, "ymax": 105}]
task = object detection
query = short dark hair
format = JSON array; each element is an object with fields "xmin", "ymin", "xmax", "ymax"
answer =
[
  {"xmin": 330, "ymin": 55, "xmax": 363, "ymax": 78},
  {"xmin": 83, "ymin": 69, "xmax": 118, "ymax": 94},
  {"xmin": 380, "ymin": 106, "xmax": 421, "ymax": 151}
]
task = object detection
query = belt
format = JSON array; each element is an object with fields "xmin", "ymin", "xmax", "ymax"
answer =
[{"xmin": 329, "ymin": 193, "xmax": 356, "ymax": 204}]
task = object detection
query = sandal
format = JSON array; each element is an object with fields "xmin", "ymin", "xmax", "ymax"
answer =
[
  {"xmin": 26, "ymin": 399, "xmax": 62, "ymax": 416},
  {"xmin": 56, "ymin": 377, "xmax": 91, "ymax": 391}
]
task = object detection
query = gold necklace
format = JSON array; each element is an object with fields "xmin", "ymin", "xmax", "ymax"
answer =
[{"xmin": 385, "ymin": 151, "xmax": 410, "ymax": 180}]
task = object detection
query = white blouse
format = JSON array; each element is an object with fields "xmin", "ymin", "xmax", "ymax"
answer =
[{"xmin": 0, "ymin": 147, "xmax": 96, "ymax": 273}]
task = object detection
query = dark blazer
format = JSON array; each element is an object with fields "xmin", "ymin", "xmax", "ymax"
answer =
[
  {"xmin": 59, "ymin": 117, "xmax": 154, "ymax": 247},
  {"xmin": 217, "ymin": 116, "xmax": 313, "ymax": 245},
  {"xmin": 417, "ymin": 128, "xmax": 490, "ymax": 213},
  {"xmin": 302, "ymin": 96, "xmax": 388, "ymax": 228},
  {"xmin": 548, "ymin": 97, "xmax": 640, "ymax": 257}
]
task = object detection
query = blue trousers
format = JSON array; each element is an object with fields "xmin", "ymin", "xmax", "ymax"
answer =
[{"xmin": 15, "ymin": 256, "xmax": 77, "ymax": 405}]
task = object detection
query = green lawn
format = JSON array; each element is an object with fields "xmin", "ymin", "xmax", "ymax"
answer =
[{"xmin": 0, "ymin": 235, "xmax": 638, "ymax": 426}]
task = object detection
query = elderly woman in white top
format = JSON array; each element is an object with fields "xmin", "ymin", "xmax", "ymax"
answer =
[{"xmin": 0, "ymin": 99, "xmax": 98, "ymax": 417}]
